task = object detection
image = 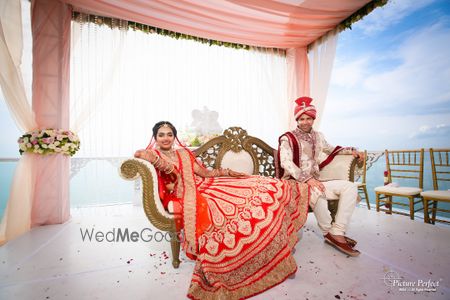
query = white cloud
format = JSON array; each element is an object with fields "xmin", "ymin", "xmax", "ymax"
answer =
[
  {"xmin": 410, "ymin": 124, "xmax": 450, "ymax": 139},
  {"xmin": 321, "ymin": 112, "xmax": 450, "ymax": 151},
  {"xmin": 331, "ymin": 57, "xmax": 369, "ymax": 88},
  {"xmin": 362, "ymin": 22, "xmax": 450, "ymax": 107},
  {"xmin": 324, "ymin": 18, "xmax": 450, "ymax": 150},
  {"xmin": 328, "ymin": 21, "xmax": 450, "ymax": 117},
  {"xmin": 354, "ymin": 0, "xmax": 436, "ymax": 35}
]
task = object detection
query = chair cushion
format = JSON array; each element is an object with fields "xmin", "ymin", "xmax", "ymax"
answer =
[
  {"xmin": 221, "ymin": 150, "xmax": 254, "ymax": 175},
  {"xmin": 319, "ymin": 154, "xmax": 353, "ymax": 181},
  {"xmin": 374, "ymin": 185, "xmax": 422, "ymax": 196},
  {"xmin": 420, "ymin": 190, "xmax": 450, "ymax": 201}
]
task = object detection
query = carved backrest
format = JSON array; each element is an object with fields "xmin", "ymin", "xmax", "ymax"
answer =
[
  {"xmin": 194, "ymin": 127, "xmax": 276, "ymax": 177},
  {"xmin": 351, "ymin": 150, "xmax": 367, "ymax": 183}
]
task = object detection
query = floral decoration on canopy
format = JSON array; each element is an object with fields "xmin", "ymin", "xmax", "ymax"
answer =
[{"xmin": 18, "ymin": 129, "xmax": 80, "ymax": 156}]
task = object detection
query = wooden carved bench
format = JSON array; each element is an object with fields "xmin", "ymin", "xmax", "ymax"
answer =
[{"xmin": 120, "ymin": 127, "xmax": 359, "ymax": 268}]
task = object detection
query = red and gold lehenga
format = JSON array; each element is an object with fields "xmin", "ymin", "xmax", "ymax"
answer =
[{"xmin": 152, "ymin": 147, "xmax": 310, "ymax": 300}]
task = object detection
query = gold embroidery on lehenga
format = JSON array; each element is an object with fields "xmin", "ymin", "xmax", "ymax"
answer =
[
  {"xmin": 206, "ymin": 199, "xmax": 225, "ymax": 227},
  {"xmin": 209, "ymin": 197, "xmax": 236, "ymax": 215},
  {"xmin": 237, "ymin": 219, "xmax": 252, "ymax": 235},
  {"xmin": 187, "ymin": 175, "xmax": 310, "ymax": 300},
  {"xmin": 223, "ymin": 231, "xmax": 236, "ymax": 248},
  {"xmin": 205, "ymin": 238, "xmax": 219, "ymax": 255},
  {"xmin": 206, "ymin": 188, "xmax": 248, "ymax": 205},
  {"xmin": 250, "ymin": 205, "xmax": 265, "ymax": 219},
  {"xmin": 198, "ymin": 189, "xmax": 279, "ymax": 262}
]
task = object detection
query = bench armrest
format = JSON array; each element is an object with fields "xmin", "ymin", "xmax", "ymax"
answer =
[{"xmin": 120, "ymin": 158, "xmax": 176, "ymax": 232}]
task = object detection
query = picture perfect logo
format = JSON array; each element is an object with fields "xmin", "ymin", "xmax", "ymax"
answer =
[
  {"xmin": 382, "ymin": 271, "xmax": 441, "ymax": 293},
  {"xmin": 384, "ymin": 271, "xmax": 402, "ymax": 287},
  {"xmin": 79, "ymin": 227, "xmax": 183, "ymax": 243}
]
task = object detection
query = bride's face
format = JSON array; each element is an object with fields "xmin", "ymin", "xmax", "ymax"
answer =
[{"xmin": 156, "ymin": 126, "xmax": 175, "ymax": 150}]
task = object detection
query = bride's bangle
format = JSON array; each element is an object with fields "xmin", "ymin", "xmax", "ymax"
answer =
[
  {"xmin": 219, "ymin": 168, "xmax": 230, "ymax": 176},
  {"xmin": 165, "ymin": 164, "xmax": 174, "ymax": 174},
  {"xmin": 151, "ymin": 155, "xmax": 160, "ymax": 165}
]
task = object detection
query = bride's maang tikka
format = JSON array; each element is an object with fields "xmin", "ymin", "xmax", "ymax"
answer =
[{"xmin": 158, "ymin": 122, "xmax": 171, "ymax": 130}]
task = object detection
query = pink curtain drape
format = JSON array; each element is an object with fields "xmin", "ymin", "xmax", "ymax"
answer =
[
  {"xmin": 60, "ymin": 0, "xmax": 370, "ymax": 49},
  {"xmin": 31, "ymin": 0, "xmax": 71, "ymax": 226},
  {"xmin": 287, "ymin": 47, "xmax": 310, "ymax": 129}
]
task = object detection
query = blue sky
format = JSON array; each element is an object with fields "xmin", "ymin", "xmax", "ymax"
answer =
[
  {"xmin": 322, "ymin": 0, "xmax": 450, "ymax": 150},
  {"xmin": 1, "ymin": 0, "xmax": 450, "ymax": 157}
]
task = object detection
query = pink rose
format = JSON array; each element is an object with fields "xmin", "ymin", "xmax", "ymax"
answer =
[{"xmin": 42, "ymin": 137, "xmax": 51, "ymax": 144}]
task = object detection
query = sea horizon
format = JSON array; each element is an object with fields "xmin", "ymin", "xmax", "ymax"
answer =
[{"xmin": 1, "ymin": 149, "xmax": 449, "ymax": 222}]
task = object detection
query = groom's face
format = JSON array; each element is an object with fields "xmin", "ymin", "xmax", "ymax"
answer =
[{"xmin": 297, "ymin": 115, "xmax": 314, "ymax": 133}]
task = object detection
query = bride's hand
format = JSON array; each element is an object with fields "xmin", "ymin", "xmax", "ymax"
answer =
[
  {"xmin": 134, "ymin": 149, "xmax": 145, "ymax": 158},
  {"xmin": 228, "ymin": 169, "xmax": 248, "ymax": 177},
  {"xmin": 165, "ymin": 183, "xmax": 175, "ymax": 193},
  {"xmin": 135, "ymin": 149, "xmax": 157, "ymax": 162}
]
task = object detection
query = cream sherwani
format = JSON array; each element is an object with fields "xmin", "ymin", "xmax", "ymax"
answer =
[{"xmin": 279, "ymin": 127, "xmax": 358, "ymax": 236}]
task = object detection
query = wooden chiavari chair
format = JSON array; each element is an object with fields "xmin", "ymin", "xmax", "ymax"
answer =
[
  {"xmin": 421, "ymin": 148, "xmax": 450, "ymax": 224},
  {"xmin": 375, "ymin": 149, "xmax": 424, "ymax": 220},
  {"xmin": 353, "ymin": 150, "xmax": 370, "ymax": 209}
]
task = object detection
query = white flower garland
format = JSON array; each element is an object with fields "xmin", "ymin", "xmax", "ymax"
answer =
[{"xmin": 18, "ymin": 129, "xmax": 80, "ymax": 156}]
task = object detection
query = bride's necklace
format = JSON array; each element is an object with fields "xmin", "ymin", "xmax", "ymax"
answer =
[{"xmin": 159, "ymin": 148, "xmax": 176, "ymax": 161}]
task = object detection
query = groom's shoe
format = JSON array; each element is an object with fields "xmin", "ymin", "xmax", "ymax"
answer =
[
  {"xmin": 324, "ymin": 233, "xmax": 360, "ymax": 257},
  {"xmin": 344, "ymin": 236, "xmax": 357, "ymax": 248}
]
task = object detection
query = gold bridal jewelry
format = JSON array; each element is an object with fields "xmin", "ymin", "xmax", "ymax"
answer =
[
  {"xmin": 158, "ymin": 122, "xmax": 171, "ymax": 129},
  {"xmin": 160, "ymin": 149, "xmax": 176, "ymax": 161},
  {"xmin": 160, "ymin": 149, "xmax": 174, "ymax": 155}
]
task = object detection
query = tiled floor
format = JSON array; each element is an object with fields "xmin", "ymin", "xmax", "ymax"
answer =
[{"xmin": 0, "ymin": 204, "xmax": 449, "ymax": 300}]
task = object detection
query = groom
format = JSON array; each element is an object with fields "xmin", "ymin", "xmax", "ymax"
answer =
[{"xmin": 277, "ymin": 96, "xmax": 364, "ymax": 256}]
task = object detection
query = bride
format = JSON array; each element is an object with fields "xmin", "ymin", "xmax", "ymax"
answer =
[{"xmin": 135, "ymin": 121, "xmax": 310, "ymax": 300}]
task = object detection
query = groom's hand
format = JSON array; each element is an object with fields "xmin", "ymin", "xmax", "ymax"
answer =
[{"xmin": 306, "ymin": 178, "xmax": 325, "ymax": 193}]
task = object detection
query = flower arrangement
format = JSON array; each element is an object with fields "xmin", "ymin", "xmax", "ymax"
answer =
[
  {"xmin": 180, "ymin": 133, "xmax": 219, "ymax": 147},
  {"xmin": 18, "ymin": 129, "xmax": 80, "ymax": 156}
]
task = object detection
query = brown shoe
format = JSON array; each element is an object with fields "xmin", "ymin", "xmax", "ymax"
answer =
[
  {"xmin": 324, "ymin": 233, "xmax": 360, "ymax": 257},
  {"xmin": 344, "ymin": 236, "xmax": 357, "ymax": 248},
  {"xmin": 325, "ymin": 235, "xmax": 357, "ymax": 247}
]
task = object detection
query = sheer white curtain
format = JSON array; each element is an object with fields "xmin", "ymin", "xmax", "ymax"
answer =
[
  {"xmin": 70, "ymin": 19, "xmax": 288, "ymax": 158},
  {"xmin": 308, "ymin": 29, "xmax": 338, "ymax": 129},
  {"xmin": 0, "ymin": 0, "xmax": 36, "ymax": 244},
  {"xmin": 70, "ymin": 18, "xmax": 126, "ymax": 134}
]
